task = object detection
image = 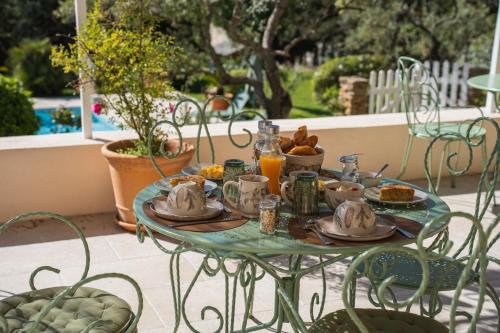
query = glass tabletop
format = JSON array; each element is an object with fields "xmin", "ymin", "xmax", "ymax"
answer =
[
  {"xmin": 467, "ymin": 74, "xmax": 500, "ymax": 93},
  {"xmin": 134, "ymin": 171, "xmax": 450, "ymax": 256}
]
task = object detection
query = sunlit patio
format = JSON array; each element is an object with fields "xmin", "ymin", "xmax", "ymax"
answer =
[{"xmin": 2, "ymin": 1, "xmax": 500, "ymax": 333}]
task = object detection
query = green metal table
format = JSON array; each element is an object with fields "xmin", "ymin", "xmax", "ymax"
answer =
[
  {"xmin": 133, "ymin": 172, "xmax": 450, "ymax": 332},
  {"xmin": 468, "ymin": 74, "xmax": 500, "ymax": 112}
]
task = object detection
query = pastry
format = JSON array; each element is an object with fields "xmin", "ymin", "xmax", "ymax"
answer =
[
  {"xmin": 379, "ymin": 184, "xmax": 415, "ymax": 201},
  {"xmin": 288, "ymin": 145, "xmax": 318, "ymax": 156},
  {"xmin": 199, "ymin": 164, "xmax": 223, "ymax": 179},
  {"xmin": 169, "ymin": 175, "xmax": 205, "ymax": 189},
  {"xmin": 299, "ymin": 135, "xmax": 318, "ymax": 148},
  {"xmin": 279, "ymin": 136, "xmax": 294, "ymax": 153},
  {"xmin": 293, "ymin": 126, "xmax": 308, "ymax": 144}
]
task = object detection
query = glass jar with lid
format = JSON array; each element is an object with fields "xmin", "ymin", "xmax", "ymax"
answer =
[
  {"xmin": 259, "ymin": 125, "xmax": 283, "ymax": 195},
  {"xmin": 253, "ymin": 120, "xmax": 272, "ymax": 175}
]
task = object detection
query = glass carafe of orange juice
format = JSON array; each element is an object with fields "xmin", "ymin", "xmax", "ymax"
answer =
[{"xmin": 260, "ymin": 125, "xmax": 283, "ymax": 195}]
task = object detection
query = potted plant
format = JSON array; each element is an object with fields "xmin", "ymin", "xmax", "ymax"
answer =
[{"xmin": 51, "ymin": 0, "xmax": 195, "ymax": 231}]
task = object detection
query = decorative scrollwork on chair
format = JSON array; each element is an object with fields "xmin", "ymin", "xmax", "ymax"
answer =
[
  {"xmin": 148, "ymin": 95, "xmax": 267, "ymax": 177},
  {"xmin": 0, "ymin": 212, "xmax": 143, "ymax": 333}
]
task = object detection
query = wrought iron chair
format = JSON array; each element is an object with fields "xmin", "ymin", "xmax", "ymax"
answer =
[
  {"xmin": 276, "ymin": 211, "xmax": 495, "ymax": 332},
  {"xmin": 0, "ymin": 212, "xmax": 143, "ymax": 333},
  {"xmin": 147, "ymin": 95, "xmax": 266, "ymax": 177},
  {"xmin": 349, "ymin": 117, "xmax": 500, "ymax": 325},
  {"xmin": 396, "ymin": 56, "xmax": 487, "ymax": 192}
]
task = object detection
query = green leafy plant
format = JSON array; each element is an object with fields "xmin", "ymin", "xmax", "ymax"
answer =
[
  {"xmin": 0, "ymin": 74, "xmax": 38, "ymax": 136},
  {"xmin": 7, "ymin": 38, "xmax": 73, "ymax": 96},
  {"xmin": 51, "ymin": 0, "xmax": 184, "ymax": 155},
  {"xmin": 313, "ymin": 54, "xmax": 386, "ymax": 110}
]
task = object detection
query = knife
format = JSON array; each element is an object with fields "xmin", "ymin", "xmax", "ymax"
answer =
[
  {"xmin": 396, "ymin": 227, "xmax": 415, "ymax": 239},
  {"xmin": 165, "ymin": 215, "xmax": 243, "ymax": 228}
]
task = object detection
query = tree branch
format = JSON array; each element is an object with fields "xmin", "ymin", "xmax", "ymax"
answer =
[
  {"xmin": 225, "ymin": 1, "xmax": 262, "ymax": 52},
  {"xmin": 200, "ymin": 0, "xmax": 269, "ymax": 109},
  {"xmin": 262, "ymin": 0, "xmax": 289, "ymax": 49}
]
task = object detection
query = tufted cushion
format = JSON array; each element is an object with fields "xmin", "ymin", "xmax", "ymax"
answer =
[
  {"xmin": 354, "ymin": 252, "xmax": 476, "ymax": 291},
  {"xmin": 0, "ymin": 286, "xmax": 133, "ymax": 333},
  {"xmin": 309, "ymin": 308, "xmax": 447, "ymax": 333}
]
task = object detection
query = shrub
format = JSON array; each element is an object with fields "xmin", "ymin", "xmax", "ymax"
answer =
[
  {"xmin": 0, "ymin": 74, "xmax": 38, "ymax": 136},
  {"xmin": 7, "ymin": 38, "xmax": 73, "ymax": 96},
  {"xmin": 313, "ymin": 54, "xmax": 387, "ymax": 109}
]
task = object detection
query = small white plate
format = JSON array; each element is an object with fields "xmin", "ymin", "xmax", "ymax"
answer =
[
  {"xmin": 182, "ymin": 163, "xmax": 223, "ymax": 181},
  {"xmin": 316, "ymin": 215, "xmax": 396, "ymax": 242},
  {"xmin": 154, "ymin": 176, "xmax": 218, "ymax": 194},
  {"xmin": 182, "ymin": 163, "xmax": 252, "ymax": 181},
  {"xmin": 150, "ymin": 197, "xmax": 223, "ymax": 222},
  {"xmin": 364, "ymin": 186, "xmax": 428, "ymax": 205}
]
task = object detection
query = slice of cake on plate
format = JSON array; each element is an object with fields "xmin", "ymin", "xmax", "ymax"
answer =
[{"xmin": 379, "ymin": 184, "xmax": 415, "ymax": 202}]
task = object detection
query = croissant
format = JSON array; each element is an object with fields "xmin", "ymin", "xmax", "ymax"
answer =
[
  {"xmin": 293, "ymin": 126, "xmax": 308, "ymax": 145},
  {"xmin": 299, "ymin": 135, "xmax": 318, "ymax": 148},
  {"xmin": 279, "ymin": 136, "xmax": 294, "ymax": 153},
  {"xmin": 288, "ymin": 145, "xmax": 318, "ymax": 156}
]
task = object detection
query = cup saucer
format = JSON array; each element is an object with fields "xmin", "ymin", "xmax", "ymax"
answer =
[
  {"xmin": 150, "ymin": 196, "xmax": 223, "ymax": 222},
  {"xmin": 316, "ymin": 215, "xmax": 396, "ymax": 242}
]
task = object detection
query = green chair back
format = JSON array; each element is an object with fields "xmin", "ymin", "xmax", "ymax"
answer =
[
  {"xmin": 424, "ymin": 117, "xmax": 499, "ymax": 259},
  {"xmin": 397, "ymin": 56, "xmax": 443, "ymax": 136},
  {"xmin": 147, "ymin": 96, "xmax": 266, "ymax": 178},
  {"xmin": 0, "ymin": 212, "xmax": 143, "ymax": 333},
  {"xmin": 342, "ymin": 212, "xmax": 493, "ymax": 333}
]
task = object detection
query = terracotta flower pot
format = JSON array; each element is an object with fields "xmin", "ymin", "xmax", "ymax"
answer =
[{"xmin": 101, "ymin": 139, "xmax": 195, "ymax": 232}]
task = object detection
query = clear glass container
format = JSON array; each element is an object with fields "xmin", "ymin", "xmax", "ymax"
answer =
[
  {"xmin": 259, "ymin": 125, "xmax": 283, "ymax": 195},
  {"xmin": 253, "ymin": 120, "xmax": 272, "ymax": 175},
  {"xmin": 339, "ymin": 154, "xmax": 360, "ymax": 182},
  {"xmin": 259, "ymin": 199, "xmax": 279, "ymax": 234}
]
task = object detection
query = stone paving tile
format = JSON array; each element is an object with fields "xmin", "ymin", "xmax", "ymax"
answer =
[
  {"xmin": 0, "ymin": 236, "xmax": 118, "ymax": 277},
  {"xmin": 58, "ymin": 254, "xmax": 197, "ymax": 294},
  {"xmin": 105, "ymin": 231, "xmax": 181, "ymax": 260},
  {"xmin": 0, "ymin": 270, "xmax": 61, "ymax": 295}
]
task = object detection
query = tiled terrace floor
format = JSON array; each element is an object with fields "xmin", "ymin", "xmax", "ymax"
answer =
[{"xmin": 1, "ymin": 175, "xmax": 499, "ymax": 332}]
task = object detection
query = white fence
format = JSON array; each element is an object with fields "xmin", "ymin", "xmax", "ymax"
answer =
[{"xmin": 368, "ymin": 61, "xmax": 471, "ymax": 114}]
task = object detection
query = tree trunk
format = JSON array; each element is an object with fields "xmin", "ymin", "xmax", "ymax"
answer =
[
  {"xmin": 261, "ymin": 51, "xmax": 293, "ymax": 119},
  {"xmin": 266, "ymin": 89, "xmax": 292, "ymax": 119}
]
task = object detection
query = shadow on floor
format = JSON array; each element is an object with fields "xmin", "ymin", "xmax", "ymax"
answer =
[{"xmin": 0, "ymin": 213, "xmax": 180, "ymax": 248}]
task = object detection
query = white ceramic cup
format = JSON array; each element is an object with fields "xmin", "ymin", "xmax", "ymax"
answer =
[
  {"xmin": 223, "ymin": 175, "xmax": 269, "ymax": 217},
  {"xmin": 166, "ymin": 181, "xmax": 206, "ymax": 216}
]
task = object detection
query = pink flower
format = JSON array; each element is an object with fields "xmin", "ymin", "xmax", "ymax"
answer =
[
  {"xmin": 168, "ymin": 102, "xmax": 175, "ymax": 113},
  {"xmin": 92, "ymin": 102, "xmax": 102, "ymax": 115}
]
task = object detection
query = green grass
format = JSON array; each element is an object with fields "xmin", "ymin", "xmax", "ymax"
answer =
[
  {"xmin": 183, "ymin": 72, "xmax": 335, "ymax": 119},
  {"xmin": 288, "ymin": 73, "xmax": 334, "ymax": 118}
]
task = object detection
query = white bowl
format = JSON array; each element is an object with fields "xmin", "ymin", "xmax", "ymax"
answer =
[
  {"xmin": 324, "ymin": 181, "xmax": 364, "ymax": 210},
  {"xmin": 358, "ymin": 171, "xmax": 382, "ymax": 188}
]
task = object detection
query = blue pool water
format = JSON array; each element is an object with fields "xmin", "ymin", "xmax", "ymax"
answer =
[{"xmin": 35, "ymin": 107, "xmax": 118, "ymax": 135}]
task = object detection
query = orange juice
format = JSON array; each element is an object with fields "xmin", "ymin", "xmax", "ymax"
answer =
[{"xmin": 260, "ymin": 155, "xmax": 282, "ymax": 194}]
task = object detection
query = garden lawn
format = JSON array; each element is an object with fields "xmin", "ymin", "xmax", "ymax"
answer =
[
  {"xmin": 184, "ymin": 71, "xmax": 335, "ymax": 119},
  {"xmin": 288, "ymin": 72, "xmax": 333, "ymax": 118}
]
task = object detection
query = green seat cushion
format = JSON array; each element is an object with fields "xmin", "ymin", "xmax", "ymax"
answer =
[
  {"xmin": 0, "ymin": 286, "xmax": 133, "ymax": 333},
  {"xmin": 412, "ymin": 122, "xmax": 486, "ymax": 139},
  {"xmin": 309, "ymin": 308, "xmax": 447, "ymax": 333},
  {"xmin": 355, "ymin": 252, "xmax": 476, "ymax": 291}
]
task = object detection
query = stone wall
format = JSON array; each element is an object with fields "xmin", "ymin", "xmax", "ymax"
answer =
[{"xmin": 339, "ymin": 76, "xmax": 369, "ymax": 115}]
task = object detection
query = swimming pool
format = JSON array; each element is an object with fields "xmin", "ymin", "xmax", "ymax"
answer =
[{"xmin": 35, "ymin": 107, "xmax": 118, "ymax": 135}]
